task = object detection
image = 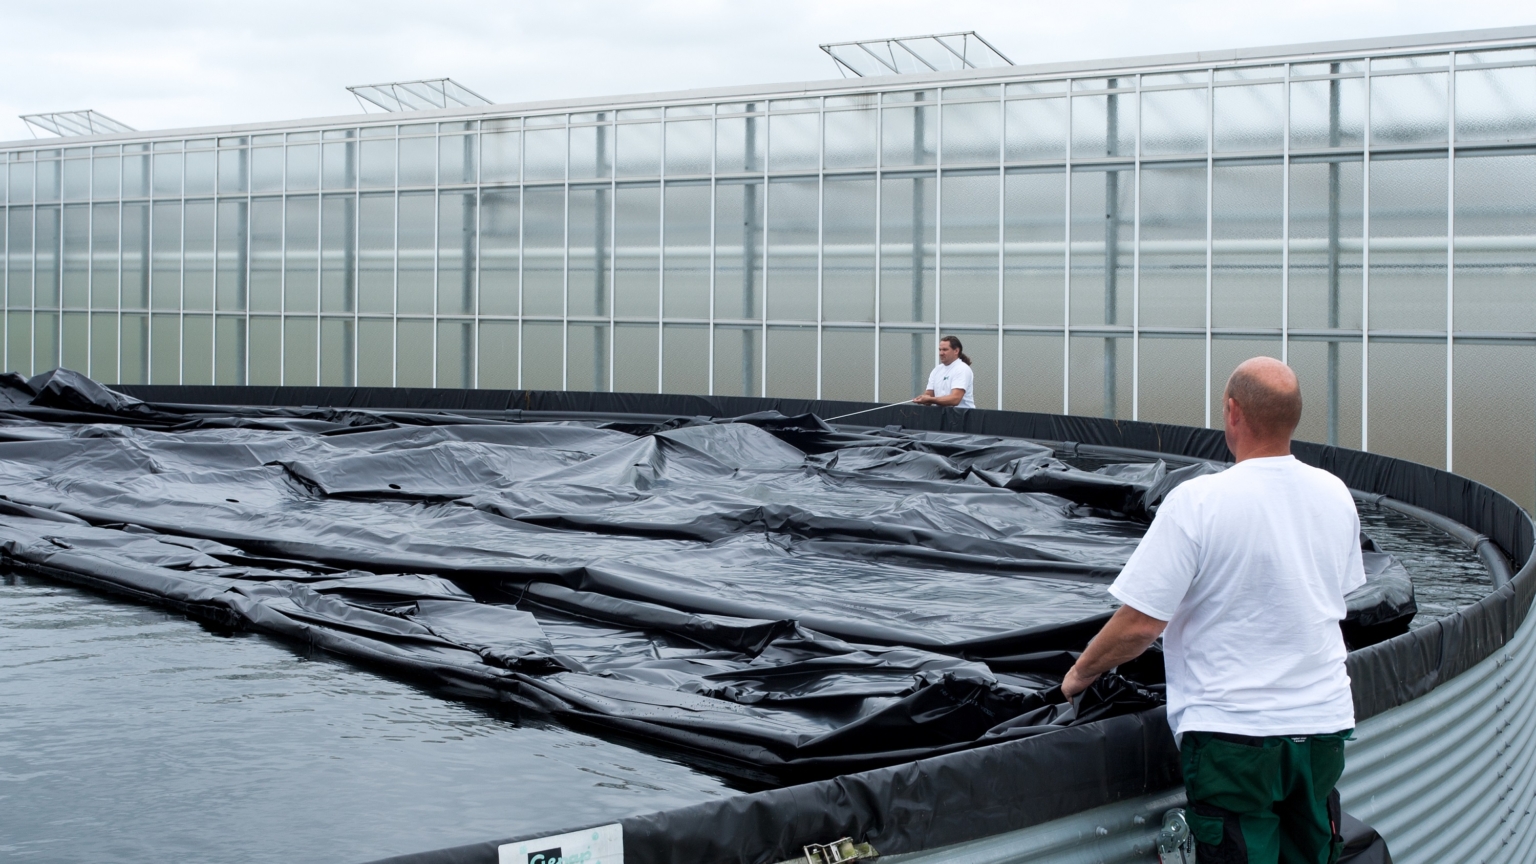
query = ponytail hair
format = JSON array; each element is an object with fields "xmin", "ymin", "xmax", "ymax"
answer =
[{"xmin": 941, "ymin": 335, "xmax": 972, "ymax": 366}]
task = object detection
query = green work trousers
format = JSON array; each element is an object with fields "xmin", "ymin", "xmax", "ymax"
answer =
[{"xmin": 1180, "ymin": 730, "xmax": 1351, "ymax": 864}]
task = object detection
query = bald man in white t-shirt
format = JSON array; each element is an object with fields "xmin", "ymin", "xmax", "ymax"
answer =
[{"xmin": 1061, "ymin": 357, "xmax": 1363, "ymax": 864}]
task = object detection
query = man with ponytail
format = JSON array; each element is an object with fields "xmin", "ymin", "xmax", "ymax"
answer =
[{"xmin": 913, "ymin": 335, "xmax": 975, "ymax": 409}]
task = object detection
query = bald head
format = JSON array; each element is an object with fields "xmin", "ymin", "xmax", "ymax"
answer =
[{"xmin": 1224, "ymin": 357, "xmax": 1302, "ymax": 441}]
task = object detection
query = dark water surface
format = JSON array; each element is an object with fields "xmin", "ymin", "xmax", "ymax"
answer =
[
  {"xmin": 0, "ymin": 573, "xmax": 731, "ymax": 864},
  {"xmin": 1356, "ymin": 503, "xmax": 1493, "ymax": 627}
]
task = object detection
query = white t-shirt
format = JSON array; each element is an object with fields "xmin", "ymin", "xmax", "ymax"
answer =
[
  {"xmin": 1109, "ymin": 455, "xmax": 1365, "ymax": 740},
  {"xmin": 926, "ymin": 360, "xmax": 975, "ymax": 409}
]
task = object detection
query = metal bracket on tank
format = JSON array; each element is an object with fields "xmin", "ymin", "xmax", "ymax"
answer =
[
  {"xmin": 798, "ymin": 837, "xmax": 878, "ymax": 864},
  {"xmin": 1156, "ymin": 808, "xmax": 1195, "ymax": 863}
]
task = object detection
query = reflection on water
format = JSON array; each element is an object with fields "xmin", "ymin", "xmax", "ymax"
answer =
[
  {"xmin": 0, "ymin": 573, "xmax": 730, "ymax": 864},
  {"xmin": 1356, "ymin": 503, "xmax": 1493, "ymax": 628}
]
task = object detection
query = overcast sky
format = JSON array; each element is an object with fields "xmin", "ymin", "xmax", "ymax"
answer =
[{"xmin": 1, "ymin": 0, "xmax": 1531, "ymax": 143}]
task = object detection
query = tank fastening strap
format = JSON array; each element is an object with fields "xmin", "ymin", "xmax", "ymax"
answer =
[{"xmin": 784, "ymin": 837, "xmax": 879, "ymax": 864}]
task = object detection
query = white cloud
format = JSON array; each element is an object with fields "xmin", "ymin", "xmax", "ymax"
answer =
[{"xmin": 0, "ymin": 0, "xmax": 1531, "ymax": 141}]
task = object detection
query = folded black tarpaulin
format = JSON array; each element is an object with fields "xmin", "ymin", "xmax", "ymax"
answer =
[{"xmin": 0, "ymin": 369, "xmax": 1414, "ymax": 788}]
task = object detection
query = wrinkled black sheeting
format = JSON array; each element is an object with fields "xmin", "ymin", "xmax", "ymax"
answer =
[
  {"xmin": 117, "ymin": 383, "xmax": 1532, "ymax": 723},
  {"xmin": 367, "ymin": 709, "xmax": 1182, "ymax": 864},
  {"xmin": 79, "ymin": 382, "xmax": 1527, "ymax": 863}
]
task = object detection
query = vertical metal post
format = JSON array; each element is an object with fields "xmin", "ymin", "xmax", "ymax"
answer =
[
  {"xmin": 743, "ymin": 110, "xmax": 759, "ymax": 397},
  {"xmin": 1361, "ymin": 61, "xmax": 1373, "ymax": 452},
  {"xmin": 1281, "ymin": 64, "xmax": 1292, "ymax": 368},
  {"xmin": 1204, "ymin": 68, "xmax": 1215, "ymax": 429},
  {"xmin": 1446, "ymin": 55, "xmax": 1456, "ymax": 471},
  {"xmin": 1132, "ymin": 75, "xmax": 1142, "ymax": 421},
  {"xmin": 873, "ymin": 101, "xmax": 883, "ymax": 401},
  {"xmin": 996, "ymin": 86, "xmax": 1006, "ymax": 410},
  {"xmin": 911, "ymin": 92, "xmax": 927, "ymax": 398},
  {"xmin": 707, "ymin": 108, "xmax": 717, "ymax": 396},
  {"xmin": 1104, "ymin": 81, "xmax": 1120, "ymax": 420},
  {"xmin": 1063, "ymin": 88, "xmax": 1074, "ymax": 416},
  {"xmin": 1327, "ymin": 63, "xmax": 1343, "ymax": 446},
  {"xmin": 816, "ymin": 100, "xmax": 825, "ymax": 400}
]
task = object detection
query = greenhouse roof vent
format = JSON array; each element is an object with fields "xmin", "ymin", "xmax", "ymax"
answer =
[
  {"xmin": 347, "ymin": 78, "xmax": 493, "ymax": 113},
  {"xmin": 819, "ymin": 32, "xmax": 1014, "ymax": 78},
  {"xmin": 20, "ymin": 110, "xmax": 136, "ymax": 138}
]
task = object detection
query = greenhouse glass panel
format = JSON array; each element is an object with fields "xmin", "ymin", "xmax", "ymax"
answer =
[
  {"xmin": 355, "ymin": 318, "xmax": 392, "ymax": 386},
  {"xmin": 151, "ymin": 201, "xmax": 180, "ymax": 310},
  {"xmin": 398, "ymin": 137, "xmax": 437, "ymax": 187},
  {"xmin": 90, "ymin": 203, "xmax": 119, "ymax": 310},
  {"xmin": 1141, "ymin": 87, "xmax": 1208, "ymax": 156},
  {"xmin": 820, "ymin": 327, "xmax": 874, "ymax": 402},
  {"xmin": 476, "ymin": 320, "xmax": 517, "ymax": 389},
  {"xmin": 522, "ymin": 187, "xmax": 566, "ymax": 316},
  {"xmin": 769, "ymin": 113, "xmax": 819, "ymax": 173},
  {"xmin": 1455, "ymin": 64, "xmax": 1536, "ymax": 143},
  {"xmin": 1069, "ymin": 333, "xmax": 1132, "ymax": 419},
  {"xmin": 1453, "ymin": 343, "xmax": 1536, "ymax": 510},
  {"xmin": 939, "ymin": 172, "xmax": 999, "ymax": 326},
  {"xmin": 436, "ymin": 319, "xmax": 473, "ymax": 389},
  {"xmin": 941, "ymin": 101, "xmax": 1001, "ymax": 165},
  {"xmin": 613, "ymin": 185, "xmax": 660, "ymax": 318},
  {"xmin": 183, "ymin": 314, "xmax": 213, "ymax": 385},
  {"xmin": 479, "ymin": 188, "xmax": 520, "ymax": 316},
  {"xmin": 1453, "ymin": 152, "xmax": 1536, "ymax": 332},
  {"xmin": 821, "ymin": 176, "xmax": 876, "ymax": 323},
  {"xmin": 92, "ymin": 156, "xmax": 120, "ymax": 199},
  {"xmin": 716, "ymin": 113, "xmax": 765, "ymax": 174},
  {"xmin": 152, "ymin": 153, "xmax": 182, "ymax": 197},
  {"xmin": 251, "ymin": 148, "xmax": 283, "ymax": 193},
  {"xmin": 713, "ymin": 325, "xmax": 757, "ymax": 397},
  {"xmin": 1001, "ymin": 332, "xmax": 1063, "ymax": 414},
  {"xmin": 566, "ymin": 321, "xmax": 609, "ymax": 391},
  {"xmin": 395, "ymin": 318, "xmax": 432, "ymax": 387},
  {"xmin": 665, "ymin": 120, "xmax": 712, "ymax": 176},
  {"xmin": 714, "ymin": 180, "xmax": 763, "ymax": 321},
  {"xmin": 481, "ymin": 131, "xmax": 520, "ymax": 184},
  {"xmin": 1290, "ymin": 337, "xmax": 1362, "ymax": 448},
  {"xmin": 1137, "ymin": 164, "xmax": 1206, "ymax": 329},
  {"xmin": 1137, "ymin": 335, "xmax": 1205, "ymax": 426},
  {"xmin": 881, "ymin": 99, "xmax": 936, "ymax": 167},
  {"xmin": 1069, "ymin": 167, "xmax": 1133, "ymax": 327},
  {"xmin": 437, "ymin": 190, "xmax": 476, "ymax": 316},
  {"xmin": 121, "ymin": 203, "xmax": 149, "ymax": 310},
  {"xmin": 617, "ymin": 123, "xmax": 662, "ymax": 178},
  {"xmin": 1211, "ymin": 162, "xmax": 1283, "ymax": 329},
  {"xmin": 823, "ymin": 110, "xmax": 877, "ymax": 169},
  {"xmin": 1004, "ymin": 97, "xmax": 1067, "ymax": 162},
  {"xmin": 765, "ymin": 325, "xmax": 816, "ymax": 397},
  {"xmin": 661, "ymin": 324, "xmax": 708, "ymax": 394},
  {"xmin": 879, "ymin": 175, "xmax": 936, "ymax": 324},
  {"xmin": 322, "ymin": 140, "xmax": 356, "ymax": 190},
  {"xmin": 63, "ymin": 158, "xmax": 89, "ymax": 201},
  {"xmin": 62, "ymin": 204, "xmax": 88, "ymax": 308},
  {"xmin": 612, "ymin": 322, "xmax": 658, "ymax": 393},
  {"xmin": 524, "ymin": 127, "xmax": 567, "ymax": 182},
  {"xmin": 1289, "ymin": 157, "xmax": 1363, "ymax": 331},
  {"xmin": 287, "ymin": 145, "xmax": 319, "ymax": 192},
  {"xmin": 284, "ymin": 315, "xmax": 318, "ymax": 386},
  {"xmin": 1368, "ymin": 155, "xmax": 1447, "ymax": 331},
  {"xmin": 879, "ymin": 328, "xmax": 933, "ymax": 403},
  {"xmin": 567, "ymin": 188, "xmax": 610, "ymax": 318},
  {"xmin": 319, "ymin": 317, "xmax": 354, "ymax": 386},
  {"xmin": 765, "ymin": 179, "xmax": 818, "ymax": 321},
  {"xmin": 320, "ymin": 195, "xmax": 356, "ymax": 314},
  {"xmin": 359, "ymin": 139, "xmax": 396, "ymax": 188},
  {"xmin": 284, "ymin": 196, "xmax": 319, "ymax": 314},
  {"xmin": 1370, "ymin": 73, "xmax": 1449, "ymax": 146},
  {"xmin": 357, "ymin": 193, "xmax": 395, "ymax": 314},
  {"xmin": 184, "ymin": 201, "xmax": 214, "ymax": 311},
  {"xmin": 1369, "ymin": 339, "xmax": 1445, "ymax": 468},
  {"xmin": 248, "ymin": 316, "xmax": 279, "ymax": 384},
  {"xmin": 1213, "ymin": 84, "xmax": 1284, "ymax": 152},
  {"xmin": 439, "ymin": 135, "xmax": 476, "ymax": 185},
  {"xmin": 150, "ymin": 314, "xmax": 178, "ymax": 384},
  {"xmin": 662, "ymin": 183, "xmax": 710, "ymax": 319},
  {"xmin": 248, "ymin": 198, "xmax": 281, "ymax": 313},
  {"xmin": 185, "ymin": 150, "xmax": 216, "ymax": 195},
  {"xmin": 396, "ymin": 192, "xmax": 435, "ymax": 315},
  {"xmin": 569, "ymin": 125, "xmax": 612, "ymax": 181},
  {"xmin": 1003, "ymin": 168, "xmax": 1065, "ymax": 326},
  {"xmin": 1290, "ymin": 76, "xmax": 1365, "ymax": 149},
  {"xmin": 1071, "ymin": 89, "xmax": 1136, "ymax": 158}
]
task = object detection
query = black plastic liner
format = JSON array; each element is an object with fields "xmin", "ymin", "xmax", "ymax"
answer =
[{"xmin": 11, "ymin": 373, "xmax": 1527, "ymax": 863}]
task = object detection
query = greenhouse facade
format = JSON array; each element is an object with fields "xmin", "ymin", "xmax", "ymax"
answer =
[{"xmin": 3, "ymin": 26, "xmax": 1536, "ymax": 506}]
